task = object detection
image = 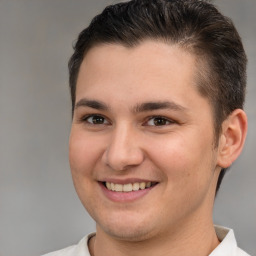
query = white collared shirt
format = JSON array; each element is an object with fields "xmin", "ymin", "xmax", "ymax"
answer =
[
  {"xmin": 42, "ymin": 226, "xmax": 250, "ymax": 256},
  {"xmin": 210, "ymin": 226, "xmax": 250, "ymax": 256}
]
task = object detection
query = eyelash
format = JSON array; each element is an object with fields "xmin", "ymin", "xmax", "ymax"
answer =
[{"xmin": 80, "ymin": 114, "xmax": 175, "ymax": 127}]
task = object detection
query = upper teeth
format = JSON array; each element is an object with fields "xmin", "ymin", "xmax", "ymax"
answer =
[{"xmin": 106, "ymin": 182, "xmax": 152, "ymax": 192}]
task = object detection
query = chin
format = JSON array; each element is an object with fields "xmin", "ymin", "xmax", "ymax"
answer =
[
  {"xmin": 102, "ymin": 225, "xmax": 155, "ymax": 242},
  {"xmin": 96, "ymin": 213, "xmax": 157, "ymax": 242}
]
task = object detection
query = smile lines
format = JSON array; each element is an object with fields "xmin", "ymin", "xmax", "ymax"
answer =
[{"xmin": 104, "ymin": 181, "xmax": 157, "ymax": 192}]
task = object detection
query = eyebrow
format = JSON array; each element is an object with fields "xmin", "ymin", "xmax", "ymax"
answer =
[
  {"xmin": 75, "ymin": 98, "xmax": 109, "ymax": 111},
  {"xmin": 133, "ymin": 101, "xmax": 187, "ymax": 113},
  {"xmin": 75, "ymin": 98, "xmax": 187, "ymax": 113}
]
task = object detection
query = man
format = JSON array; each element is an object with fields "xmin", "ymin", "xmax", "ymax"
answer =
[{"xmin": 43, "ymin": 0, "xmax": 249, "ymax": 255}]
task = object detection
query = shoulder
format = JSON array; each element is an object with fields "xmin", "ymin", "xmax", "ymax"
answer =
[
  {"xmin": 41, "ymin": 233, "xmax": 95, "ymax": 256},
  {"xmin": 42, "ymin": 244, "xmax": 77, "ymax": 256},
  {"xmin": 237, "ymin": 247, "xmax": 251, "ymax": 256},
  {"xmin": 213, "ymin": 225, "xmax": 251, "ymax": 256}
]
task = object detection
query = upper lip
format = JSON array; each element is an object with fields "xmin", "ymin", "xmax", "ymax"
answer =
[{"xmin": 99, "ymin": 178, "xmax": 159, "ymax": 184}]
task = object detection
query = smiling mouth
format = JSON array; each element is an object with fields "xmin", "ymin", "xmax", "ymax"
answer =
[{"xmin": 103, "ymin": 181, "xmax": 158, "ymax": 192}]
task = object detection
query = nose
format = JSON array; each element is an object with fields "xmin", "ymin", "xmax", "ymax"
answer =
[{"xmin": 102, "ymin": 124, "xmax": 144, "ymax": 171}]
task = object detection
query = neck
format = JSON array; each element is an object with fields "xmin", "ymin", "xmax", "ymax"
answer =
[{"xmin": 89, "ymin": 216, "xmax": 220, "ymax": 256}]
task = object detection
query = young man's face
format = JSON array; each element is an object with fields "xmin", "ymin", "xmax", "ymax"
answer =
[{"xmin": 69, "ymin": 41, "xmax": 222, "ymax": 241}]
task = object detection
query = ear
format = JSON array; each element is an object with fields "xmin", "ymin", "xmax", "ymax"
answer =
[{"xmin": 217, "ymin": 109, "xmax": 247, "ymax": 168}]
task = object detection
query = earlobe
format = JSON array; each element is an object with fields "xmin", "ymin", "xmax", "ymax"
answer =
[{"xmin": 217, "ymin": 109, "xmax": 247, "ymax": 168}]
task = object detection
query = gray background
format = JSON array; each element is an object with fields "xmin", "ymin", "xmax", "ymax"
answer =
[{"xmin": 0, "ymin": 0, "xmax": 255, "ymax": 255}]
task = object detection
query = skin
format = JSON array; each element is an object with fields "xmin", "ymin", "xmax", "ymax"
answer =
[{"xmin": 69, "ymin": 41, "xmax": 247, "ymax": 256}]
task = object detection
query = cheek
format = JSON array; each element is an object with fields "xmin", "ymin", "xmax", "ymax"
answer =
[
  {"xmin": 69, "ymin": 130, "xmax": 102, "ymax": 209},
  {"xmin": 148, "ymin": 133, "xmax": 198, "ymax": 169},
  {"xmin": 69, "ymin": 135, "xmax": 101, "ymax": 201},
  {"xmin": 148, "ymin": 132, "xmax": 215, "ymax": 188},
  {"xmin": 69, "ymin": 130, "xmax": 104, "ymax": 176},
  {"xmin": 149, "ymin": 135, "xmax": 216, "ymax": 218}
]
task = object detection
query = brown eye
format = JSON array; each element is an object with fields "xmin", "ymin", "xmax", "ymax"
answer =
[
  {"xmin": 86, "ymin": 115, "xmax": 108, "ymax": 125},
  {"xmin": 146, "ymin": 116, "xmax": 173, "ymax": 126},
  {"xmin": 153, "ymin": 117, "xmax": 168, "ymax": 126}
]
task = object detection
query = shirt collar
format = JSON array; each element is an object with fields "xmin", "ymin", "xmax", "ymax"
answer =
[
  {"xmin": 84, "ymin": 226, "xmax": 239, "ymax": 256},
  {"xmin": 209, "ymin": 225, "xmax": 238, "ymax": 255}
]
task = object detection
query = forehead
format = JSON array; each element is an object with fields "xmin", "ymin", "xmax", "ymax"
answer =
[
  {"xmin": 82, "ymin": 41, "xmax": 196, "ymax": 78},
  {"xmin": 76, "ymin": 40, "xmax": 210, "ymax": 113}
]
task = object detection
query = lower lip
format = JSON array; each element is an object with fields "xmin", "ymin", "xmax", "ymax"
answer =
[{"xmin": 99, "ymin": 182, "xmax": 156, "ymax": 202}]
